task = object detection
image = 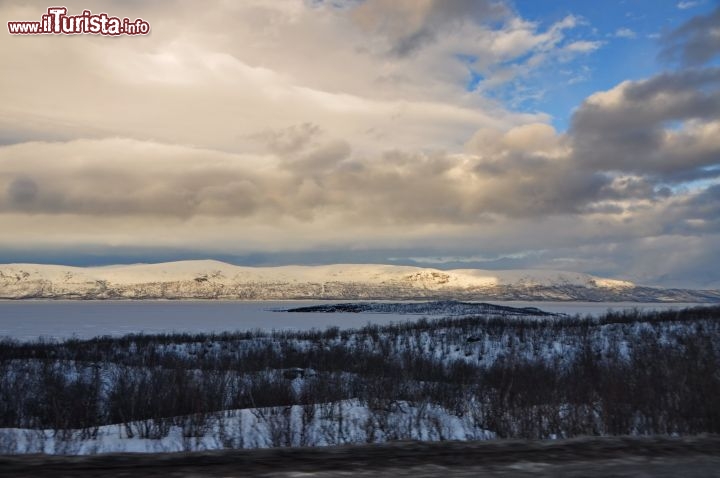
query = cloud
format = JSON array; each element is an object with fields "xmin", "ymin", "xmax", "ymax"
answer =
[
  {"xmin": 0, "ymin": 1, "xmax": 558, "ymax": 159},
  {"xmin": 677, "ymin": 1, "xmax": 701, "ymax": 10},
  {"xmin": 6, "ymin": 177, "xmax": 38, "ymax": 208},
  {"xmin": 252, "ymin": 123, "xmax": 322, "ymax": 155},
  {"xmin": 563, "ymin": 40, "xmax": 604, "ymax": 53},
  {"xmin": 0, "ymin": 1, "xmax": 719, "ymax": 287},
  {"xmin": 0, "ymin": 118, "xmax": 616, "ymax": 226},
  {"xmin": 570, "ymin": 68, "xmax": 720, "ymax": 179},
  {"xmin": 389, "ymin": 250, "xmax": 545, "ymax": 265},
  {"xmin": 467, "ymin": 15, "xmax": 602, "ymax": 102},
  {"xmin": 350, "ymin": 0, "xmax": 509, "ymax": 57},
  {"xmin": 660, "ymin": 6, "xmax": 720, "ymax": 66},
  {"xmin": 5, "ymin": 108, "xmax": 713, "ymax": 228},
  {"xmin": 613, "ymin": 28, "xmax": 637, "ymax": 39}
]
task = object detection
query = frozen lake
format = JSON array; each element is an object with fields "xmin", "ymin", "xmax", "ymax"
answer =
[{"xmin": 0, "ymin": 300, "xmax": 708, "ymax": 341}]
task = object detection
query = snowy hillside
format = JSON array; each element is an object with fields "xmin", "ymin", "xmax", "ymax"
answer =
[
  {"xmin": 1, "ymin": 400, "xmax": 493, "ymax": 455},
  {"xmin": 0, "ymin": 260, "xmax": 718, "ymax": 302},
  {"xmin": 2, "ymin": 306, "xmax": 719, "ymax": 454}
]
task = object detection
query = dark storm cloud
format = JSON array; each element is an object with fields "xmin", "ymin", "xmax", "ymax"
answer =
[
  {"xmin": 473, "ymin": 158, "xmax": 612, "ymax": 217},
  {"xmin": 6, "ymin": 177, "xmax": 38, "ymax": 207},
  {"xmin": 352, "ymin": 0, "xmax": 510, "ymax": 57},
  {"xmin": 670, "ymin": 184, "xmax": 720, "ymax": 234},
  {"xmin": 624, "ymin": 68, "xmax": 720, "ymax": 100},
  {"xmin": 660, "ymin": 6, "xmax": 720, "ymax": 67},
  {"xmin": 570, "ymin": 68, "xmax": 720, "ymax": 180}
]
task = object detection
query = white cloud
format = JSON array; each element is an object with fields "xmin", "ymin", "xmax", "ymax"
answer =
[
  {"xmin": 0, "ymin": 0, "xmax": 567, "ymax": 157},
  {"xmin": 677, "ymin": 1, "xmax": 701, "ymax": 10},
  {"xmin": 563, "ymin": 40, "xmax": 604, "ymax": 53},
  {"xmin": 614, "ymin": 28, "xmax": 637, "ymax": 39}
]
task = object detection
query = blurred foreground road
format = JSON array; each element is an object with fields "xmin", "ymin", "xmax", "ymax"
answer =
[{"xmin": 1, "ymin": 435, "xmax": 719, "ymax": 477}]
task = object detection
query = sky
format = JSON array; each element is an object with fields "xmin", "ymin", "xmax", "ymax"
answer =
[{"xmin": 0, "ymin": 0, "xmax": 719, "ymax": 288}]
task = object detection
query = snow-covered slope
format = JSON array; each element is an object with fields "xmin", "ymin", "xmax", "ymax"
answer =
[
  {"xmin": 1, "ymin": 400, "xmax": 494, "ymax": 454},
  {"xmin": 0, "ymin": 260, "xmax": 718, "ymax": 302}
]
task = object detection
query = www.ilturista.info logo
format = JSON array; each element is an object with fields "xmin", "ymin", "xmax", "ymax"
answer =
[{"xmin": 7, "ymin": 7, "xmax": 150, "ymax": 35}]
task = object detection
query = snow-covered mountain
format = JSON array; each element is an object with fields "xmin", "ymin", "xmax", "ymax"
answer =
[{"xmin": 0, "ymin": 260, "xmax": 718, "ymax": 302}]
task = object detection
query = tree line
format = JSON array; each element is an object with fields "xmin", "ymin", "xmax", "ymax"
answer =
[{"xmin": 0, "ymin": 306, "xmax": 718, "ymax": 445}]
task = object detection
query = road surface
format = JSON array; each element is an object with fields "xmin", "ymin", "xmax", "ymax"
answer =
[{"xmin": 1, "ymin": 435, "xmax": 719, "ymax": 477}]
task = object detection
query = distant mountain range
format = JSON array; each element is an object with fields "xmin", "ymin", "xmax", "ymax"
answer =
[{"xmin": 0, "ymin": 260, "xmax": 718, "ymax": 302}]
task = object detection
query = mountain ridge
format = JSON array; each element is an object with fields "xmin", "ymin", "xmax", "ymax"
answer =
[{"xmin": 1, "ymin": 261, "xmax": 718, "ymax": 302}]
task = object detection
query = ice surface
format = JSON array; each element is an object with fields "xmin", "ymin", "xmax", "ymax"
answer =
[{"xmin": 0, "ymin": 300, "xmax": 704, "ymax": 341}]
